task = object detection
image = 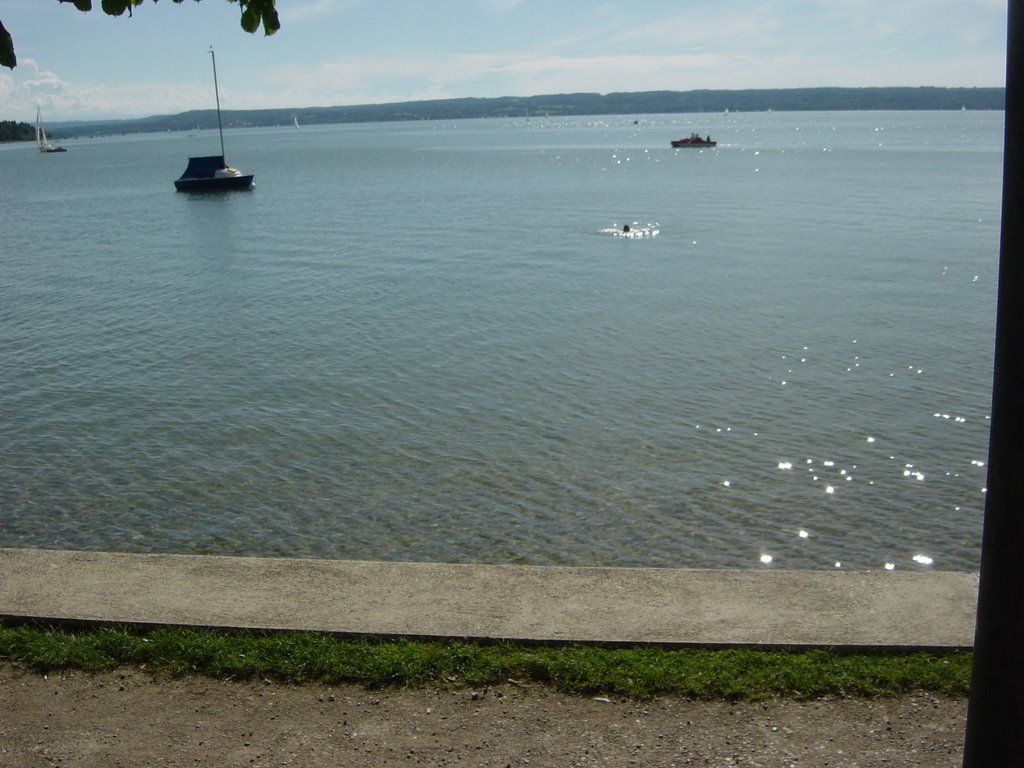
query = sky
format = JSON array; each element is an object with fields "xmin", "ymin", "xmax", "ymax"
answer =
[{"xmin": 0, "ymin": 0, "xmax": 1009, "ymax": 122}]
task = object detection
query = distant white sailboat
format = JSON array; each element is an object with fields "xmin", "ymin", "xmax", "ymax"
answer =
[
  {"xmin": 293, "ymin": 115, "xmax": 300, "ymax": 129},
  {"xmin": 36, "ymin": 106, "xmax": 66, "ymax": 153}
]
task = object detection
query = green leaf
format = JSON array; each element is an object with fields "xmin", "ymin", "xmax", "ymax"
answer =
[
  {"xmin": 261, "ymin": 5, "xmax": 280, "ymax": 36},
  {"xmin": 101, "ymin": 0, "xmax": 133, "ymax": 16},
  {"xmin": 240, "ymin": 6, "xmax": 259, "ymax": 33},
  {"xmin": 237, "ymin": 0, "xmax": 279, "ymax": 36},
  {"xmin": 0, "ymin": 19, "xmax": 15, "ymax": 69}
]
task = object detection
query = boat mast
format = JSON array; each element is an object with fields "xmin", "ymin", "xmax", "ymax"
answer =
[{"xmin": 210, "ymin": 47, "xmax": 226, "ymax": 157}]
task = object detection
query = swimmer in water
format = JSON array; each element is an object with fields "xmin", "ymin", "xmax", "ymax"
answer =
[{"xmin": 623, "ymin": 224, "xmax": 631, "ymax": 233}]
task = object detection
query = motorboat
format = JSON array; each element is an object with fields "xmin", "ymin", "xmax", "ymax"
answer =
[{"xmin": 671, "ymin": 133, "xmax": 716, "ymax": 148}]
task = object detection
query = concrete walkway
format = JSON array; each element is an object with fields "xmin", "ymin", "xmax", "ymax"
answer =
[{"xmin": 0, "ymin": 548, "xmax": 977, "ymax": 648}]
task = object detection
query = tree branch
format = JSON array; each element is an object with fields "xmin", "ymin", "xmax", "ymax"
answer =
[{"xmin": 2, "ymin": 0, "xmax": 280, "ymax": 69}]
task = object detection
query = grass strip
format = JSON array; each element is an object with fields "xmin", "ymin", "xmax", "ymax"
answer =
[{"xmin": 0, "ymin": 623, "xmax": 971, "ymax": 700}]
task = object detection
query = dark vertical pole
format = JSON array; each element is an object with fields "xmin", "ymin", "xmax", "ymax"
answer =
[
  {"xmin": 963, "ymin": 1, "xmax": 1024, "ymax": 764},
  {"xmin": 210, "ymin": 47, "xmax": 226, "ymax": 158}
]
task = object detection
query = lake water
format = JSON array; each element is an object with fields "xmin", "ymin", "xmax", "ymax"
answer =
[{"xmin": 0, "ymin": 110, "xmax": 1003, "ymax": 571}]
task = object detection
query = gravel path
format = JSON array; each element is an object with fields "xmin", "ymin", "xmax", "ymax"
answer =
[{"xmin": 0, "ymin": 666, "xmax": 966, "ymax": 767}]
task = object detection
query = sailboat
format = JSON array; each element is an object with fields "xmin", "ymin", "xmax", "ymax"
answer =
[
  {"xmin": 174, "ymin": 48, "xmax": 253, "ymax": 191},
  {"xmin": 36, "ymin": 106, "xmax": 67, "ymax": 153}
]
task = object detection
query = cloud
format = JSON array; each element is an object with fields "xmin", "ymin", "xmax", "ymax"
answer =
[
  {"xmin": 609, "ymin": 9, "xmax": 782, "ymax": 51},
  {"xmin": 283, "ymin": 0, "xmax": 364, "ymax": 23},
  {"xmin": 481, "ymin": 0, "xmax": 524, "ymax": 11},
  {"xmin": 0, "ymin": 57, "xmax": 74, "ymax": 119},
  {"xmin": 254, "ymin": 49, "xmax": 811, "ymax": 109},
  {"xmin": 266, "ymin": 39, "xmax": 1004, "ymax": 109},
  {"xmin": 0, "ymin": 55, "xmax": 215, "ymax": 120}
]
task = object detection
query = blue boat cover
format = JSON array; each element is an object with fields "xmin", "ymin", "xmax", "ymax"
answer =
[{"xmin": 178, "ymin": 155, "xmax": 227, "ymax": 179}]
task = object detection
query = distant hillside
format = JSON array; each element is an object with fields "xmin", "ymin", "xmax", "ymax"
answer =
[{"xmin": 51, "ymin": 86, "xmax": 1004, "ymax": 138}]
